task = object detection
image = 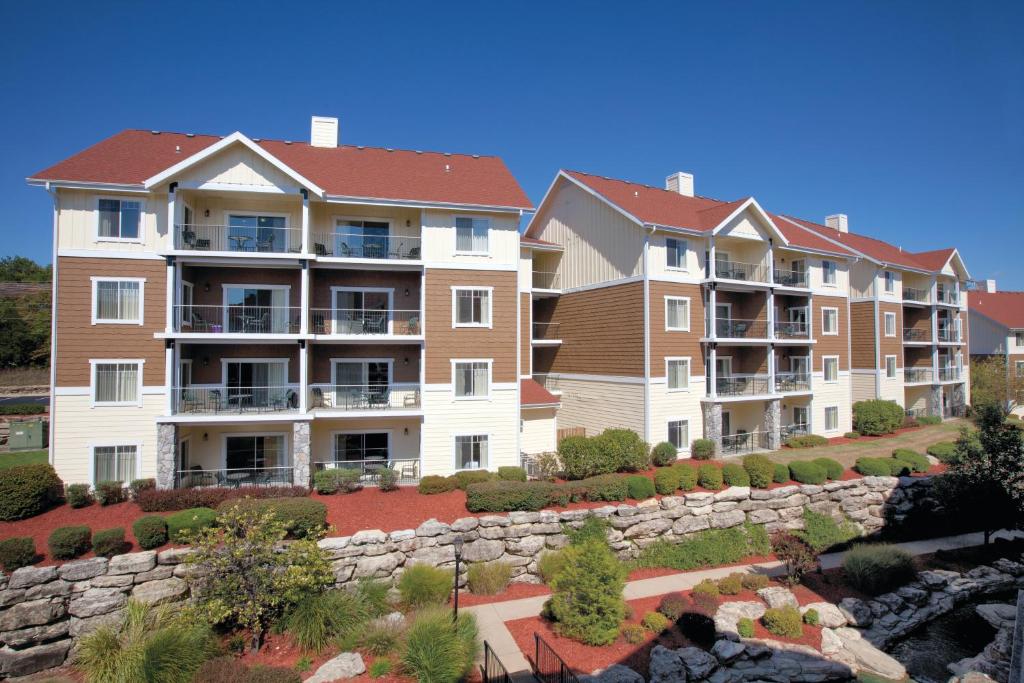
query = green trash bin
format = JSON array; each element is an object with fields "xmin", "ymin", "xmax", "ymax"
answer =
[{"xmin": 9, "ymin": 418, "xmax": 47, "ymax": 451}]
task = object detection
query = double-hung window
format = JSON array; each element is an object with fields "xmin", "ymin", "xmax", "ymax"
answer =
[
  {"xmin": 666, "ymin": 238, "xmax": 688, "ymax": 270},
  {"xmin": 92, "ymin": 278, "xmax": 143, "ymax": 324},
  {"xmin": 92, "ymin": 361, "xmax": 142, "ymax": 406},
  {"xmin": 668, "ymin": 420, "xmax": 689, "ymax": 450},
  {"xmin": 821, "ymin": 260, "xmax": 837, "ymax": 285},
  {"xmin": 823, "ymin": 357, "xmax": 839, "ymax": 383},
  {"xmin": 665, "ymin": 297, "xmax": 690, "ymax": 331},
  {"xmin": 453, "ymin": 288, "xmax": 492, "ymax": 327},
  {"xmin": 1015, "ymin": 332, "xmax": 1024, "ymax": 348},
  {"xmin": 454, "ymin": 361, "xmax": 490, "ymax": 399},
  {"xmin": 98, "ymin": 198, "xmax": 141, "ymax": 241},
  {"xmin": 822, "ymin": 307, "xmax": 839, "ymax": 335},
  {"xmin": 884, "ymin": 271, "xmax": 895, "ymax": 294},
  {"xmin": 455, "ymin": 434, "xmax": 488, "ymax": 469},
  {"xmin": 93, "ymin": 445, "xmax": 137, "ymax": 484},
  {"xmin": 884, "ymin": 312, "xmax": 896, "ymax": 337},
  {"xmin": 825, "ymin": 406, "xmax": 839, "ymax": 431},
  {"xmin": 667, "ymin": 358, "xmax": 690, "ymax": 390},
  {"xmin": 1017, "ymin": 361, "xmax": 1024, "ymax": 378},
  {"xmin": 455, "ymin": 217, "xmax": 489, "ymax": 254},
  {"xmin": 885, "ymin": 355, "xmax": 897, "ymax": 379}
]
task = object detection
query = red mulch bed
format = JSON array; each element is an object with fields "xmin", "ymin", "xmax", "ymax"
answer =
[
  {"xmin": 460, "ymin": 581, "xmax": 552, "ymax": 607},
  {"xmin": 237, "ymin": 632, "xmax": 413, "ymax": 682}
]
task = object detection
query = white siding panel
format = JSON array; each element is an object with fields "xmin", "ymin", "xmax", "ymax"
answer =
[
  {"xmin": 521, "ymin": 407, "xmax": 557, "ymax": 455},
  {"xmin": 811, "ymin": 372, "xmax": 853, "ymax": 435},
  {"xmin": 421, "ymin": 210, "xmax": 519, "ymax": 269},
  {"xmin": 552, "ymin": 377, "xmax": 644, "ymax": 438},
  {"xmin": 57, "ymin": 189, "xmax": 166, "ymax": 253},
  {"xmin": 649, "ymin": 378, "xmax": 705, "ymax": 456},
  {"xmin": 851, "ymin": 372, "xmax": 876, "ymax": 403},
  {"xmin": 420, "ymin": 386, "xmax": 518, "ymax": 476}
]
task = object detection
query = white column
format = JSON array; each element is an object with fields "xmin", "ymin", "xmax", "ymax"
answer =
[
  {"xmin": 708, "ymin": 287, "xmax": 718, "ymax": 339},
  {"xmin": 708, "ymin": 235, "xmax": 717, "ymax": 279},
  {"xmin": 301, "ymin": 190, "xmax": 310, "ymax": 254},
  {"xmin": 299, "ymin": 342, "xmax": 308, "ymax": 413},
  {"xmin": 300, "ymin": 262, "xmax": 310, "ymax": 335},
  {"xmin": 766, "ymin": 241, "xmax": 775, "ymax": 285},
  {"xmin": 167, "ymin": 186, "xmax": 177, "ymax": 250},
  {"xmin": 709, "ymin": 345, "xmax": 718, "ymax": 398},
  {"xmin": 164, "ymin": 343, "xmax": 174, "ymax": 415},
  {"xmin": 165, "ymin": 258, "xmax": 175, "ymax": 333},
  {"xmin": 768, "ymin": 344, "xmax": 776, "ymax": 393},
  {"xmin": 766, "ymin": 289, "xmax": 775, "ymax": 340}
]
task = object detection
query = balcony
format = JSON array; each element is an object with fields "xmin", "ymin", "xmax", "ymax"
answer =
[
  {"xmin": 775, "ymin": 372, "xmax": 811, "ymax": 393},
  {"xmin": 938, "ymin": 367, "xmax": 962, "ymax": 382},
  {"xmin": 936, "ymin": 289, "xmax": 960, "ymax": 306},
  {"xmin": 533, "ymin": 271, "xmax": 561, "ymax": 291},
  {"xmin": 174, "ymin": 305, "xmax": 301, "ymax": 335},
  {"xmin": 308, "ymin": 383, "xmax": 422, "ymax": 412},
  {"xmin": 313, "ymin": 458, "xmax": 421, "ymax": 485},
  {"xmin": 904, "ymin": 368, "xmax": 934, "ymax": 384},
  {"xmin": 773, "ymin": 267, "xmax": 809, "ymax": 288},
  {"xmin": 720, "ymin": 431, "xmax": 770, "ymax": 455},
  {"xmin": 903, "ymin": 328, "xmax": 930, "ymax": 343},
  {"xmin": 903, "ymin": 287, "xmax": 929, "ymax": 304},
  {"xmin": 714, "ymin": 374, "xmax": 771, "ymax": 397},
  {"xmin": 781, "ymin": 423, "xmax": 810, "ymax": 440},
  {"xmin": 174, "ymin": 466, "xmax": 293, "ymax": 488},
  {"xmin": 174, "ymin": 224, "xmax": 302, "ymax": 254},
  {"xmin": 774, "ymin": 320, "xmax": 810, "ymax": 340},
  {"xmin": 943, "ymin": 404, "xmax": 967, "ymax": 418},
  {"xmin": 709, "ymin": 318, "xmax": 769, "ymax": 339},
  {"xmin": 310, "ymin": 232, "xmax": 421, "ymax": 261},
  {"xmin": 533, "ymin": 322, "xmax": 561, "ymax": 342},
  {"xmin": 172, "ymin": 386, "xmax": 299, "ymax": 415},
  {"xmin": 937, "ymin": 326, "xmax": 962, "ymax": 343},
  {"xmin": 310, "ymin": 308, "xmax": 421, "ymax": 337},
  {"xmin": 711, "ymin": 260, "xmax": 769, "ymax": 283}
]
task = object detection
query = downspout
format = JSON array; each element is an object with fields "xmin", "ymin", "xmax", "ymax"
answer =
[
  {"xmin": 46, "ymin": 184, "xmax": 58, "ymax": 465},
  {"xmin": 642, "ymin": 226, "xmax": 654, "ymax": 444},
  {"xmin": 873, "ymin": 268, "xmax": 881, "ymax": 399}
]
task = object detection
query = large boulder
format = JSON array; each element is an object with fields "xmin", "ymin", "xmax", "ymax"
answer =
[
  {"xmin": 715, "ymin": 601, "xmax": 766, "ymax": 641},
  {"xmin": 677, "ymin": 646, "xmax": 718, "ymax": 679},
  {"xmin": 0, "ymin": 639, "xmax": 72, "ymax": 677},
  {"xmin": 307, "ymin": 652, "xmax": 366, "ymax": 682},
  {"xmin": 801, "ymin": 602, "xmax": 847, "ymax": 628},
  {"xmin": 648, "ymin": 645, "xmax": 686, "ymax": 683},
  {"xmin": 131, "ymin": 577, "xmax": 188, "ymax": 606},
  {"xmin": 756, "ymin": 586, "xmax": 798, "ymax": 609},
  {"xmin": 823, "ymin": 626, "xmax": 907, "ymax": 680},
  {"xmin": 837, "ymin": 597, "xmax": 873, "ymax": 627},
  {"xmin": 586, "ymin": 664, "xmax": 645, "ymax": 683}
]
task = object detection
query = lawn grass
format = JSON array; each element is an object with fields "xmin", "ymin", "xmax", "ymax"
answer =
[
  {"xmin": 0, "ymin": 449, "xmax": 48, "ymax": 469},
  {"xmin": 769, "ymin": 420, "xmax": 965, "ymax": 468}
]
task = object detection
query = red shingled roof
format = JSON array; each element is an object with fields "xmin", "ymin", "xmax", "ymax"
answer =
[
  {"xmin": 30, "ymin": 129, "xmax": 533, "ymax": 210},
  {"xmin": 910, "ymin": 248, "xmax": 957, "ymax": 272},
  {"xmin": 520, "ymin": 378, "xmax": 559, "ymax": 406},
  {"xmin": 968, "ymin": 291, "xmax": 1024, "ymax": 330},
  {"xmin": 777, "ymin": 215, "xmax": 935, "ymax": 270}
]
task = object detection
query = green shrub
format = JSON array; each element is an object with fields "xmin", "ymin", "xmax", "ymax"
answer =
[
  {"xmin": 812, "ymin": 458, "xmax": 844, "ymax": 480},
  {"xmin": 918, "ymin": 415, "xmax": 942, "ymax": 425},
  {"xmin": 844, "ymin": 431, "xmax": 861, "ymax": 439},
  {"xmin": 888, "ymin": 459, "xmax": 912, "ymax": 476},
  {"xmin": 467, "ymin": 561, "xmax": 513, "ymax": 595},
  {"xmin": 377, "ymin": 468, "xmax": 399, "ymax": 492},
  {"xmin": 578, "ymin": 473, "xmax": 629, "ymax": 501},
  {"xmin": 926, "ymin": 441, "xmax": 959, "ymax": 463},
  {"xmin": 313, "ymin": 468, "xmax": 362, "ymax": 494},
  {"xmin": 465, "ymin": 480, "xmax": 552, "ymax": 512},
  {"xmin": 737, "ymin": 617, "xmax": 755, "ymax": 638},
  {"xmin": 785, "ymin": 434, "xmax": 829, "ymax": 448},
  {"xmin": 796, "ymin": 510, "xmax": 860, "ymax": 552},
  {"xmin": 417, "ymin": 474, "xmax": 456, "ymax": 495},
  {"xmin": 549, "ymin": 539, "xmax": 628, "ymax": 645},
  {"xmin": 369, "ymin": 658, "xmax": 393, "ymax": 678},
  {"xmin": 217, "ymin": 498, "xmax": 327, "ymax": 539},
  {"xmin": 401, "ymin": 608, "xmax": 477, "ymax": 683},
  {"xmin": 722, "ymin": 463, "xmax": 750, "ymax": 487},
  {"xmin": 657, "ymin": 593, "xmax": 688, "ymax": 621},
  {"xmin": 66, "ymin": 483, "xmax": 94, "ymax": 508},
  {"xmin": 697, "ymin": 464, "xmax": 723, "ymax": 490},
  {"xmin": 842, "ymin": 544, "xmax": 916, "ymax": 595},
  {"xmin": 626, "ymin": 475, "xmax": 655, "ymax": 500},
  {"xmin": 692, "ymin": 579, "xmax": 719, "ymax": 599},
  {"xmin": 95, "ymin": 481, "xmax": 128, "ymax": 506},
  {"xmin": 892, "ymin": 449, "xmax": 929, "ymax": 473},
  {"xmin": 634, "ymin": 525, "xmax": 769, "ymax": 572},
  {"xmin": 565, "ymin": 516, "xmax": 610, "ymax": 546},
  {"xmin": 742, "ymin": 455, "xmax": 774, "ymax": 488},
  {"xmin": 286, "ymin": 590, "xmax": 369, "ymax": 653},
  {"xmin": 621, "ymin": 623, "xmax": 646, "ymax": 644},
  {"xmin": 788, "ymin": 460, "xmax": 827, "ymax": 485},
  {"xmin": 0, "ymin": 463, "xmax": 63, "ymax": 521},
  {"xmin": 359, "ymin": 619, "xmax": 403, "ymax": 656},
  {"xmin": 642, "ymin": 611, "xmax": 670, "ymax": 632},
  {"xmin": 93, "ymin": 528, "xmax": 127, "ymax": 557},
  {"xmin": 0, "ymin": 537, "xmax": 36, "ymax": 572},
  {"xmin": 399, "ymin": 564, "xmax": 452, "ymax": 608},
  {"xmin": 538, "ymin": 550, "xmax": 568, "ymax": 584},
  {"xmin": 351, "ymin": 578, "xmax": 391, "ymax": 618},
  {"xmin": 678, "ymin": 464, "xmax": 699, "ymax": 491},
  {"xmin": 654, "ymin": 467, "xmax": 681, "ymax": 494},
  {"xmin": 773, "ymin": 463, "xmax": 791, "ymax": 483},
  {"xmin": 0, "ymin": 403, "xmax": 46, "ymax": 415},
  {"xmin": 132, "ymin": 515, "xmax": 168, "ymax": 550},
  {"xmin": 48, "ymin": 525, "xmax": 91, "ymax": 560},
  {"xmin": 497, "ymin": 466, "xmax": 527, "ymax": 482},
  {"xmin": 167, "ymin": 507, "xmax": 217, "ymax": 542},
  {"xmin": 691, "ymin": 439, "xmax": 715, "ymax": 460},
  {"xmin": 853, "ymin": 399, "xmax": 904, "ymax": 436},
  {"xmin": 651, "ymin": 441, "xmax": 678, "ymax": 467},
  {"xmin": 763, "ymin": 606, "xmax": 803, "ymax": 637},
  {"xmin": 803, "ymin": 608, "xmax": 820, "ymax": 625},
  {"xmin": 717, "ymin": 573, "xmax": 744, "ymax": 595},
  {"xmin": 854, "ymin": 457, "xmax": 892, "ymax": 476},
  {"xmin": 558, "ymin": 435, "xmax": 610, "ymax": 480},
  {"xmin": 450, "ymin": 470, "xmax": 493, "ymax": 490},
  {"xmin": 596, "ymin": 428, "xmax": 650, "ymax": 472},
  {"xmin": 741, "ymin": 573, "xmax": 770, "ymax": 591},
  {"xmin": 128, "ymin": 478, "xmax": 156, "ymax": 500}
]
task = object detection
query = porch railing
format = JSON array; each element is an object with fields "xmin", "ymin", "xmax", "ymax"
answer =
[
  {"xmin": 309, "ymin": 308, "xmax": 421, "ymax": 336},
  {"xmin": 533, "ymin": 373, "xmax": 559, "ymax": 391},
  {"xmin": 308, "ymin": 383, "xmax": 421, "ymax": 411},
  {"xmin": 482, "ymin": 641, "xmax": 512, "ymax": 683},
  {"xmin": 714, "ymin": 374, "xmax": 771, "ymax": 396},
  {"xmin": 533, "ymin": 271, "xmax": 561, "ymax": 290},
  {"xmin": 903, "ymin": 286, "xmax": 929, "ymax": 303},
  {"xmin": 938, "ymin": 367, "xmax": 962, "ymax": 382},
  {"xmin": 173, "ymin": 386, "xmax": 299, "ymax": 414},
  {"xmin": 781, "ymin": 423, "xmax": 810, "ymax": 440},
  {"xmin": 533, "ymin": 322, "xmax": 561, "ymax": 340},
  {"xmin": 313, "ymin": 458, "xmax": 420, "ymax": 484},
  {"xmin": 943, "ymin": 404, "xmax": 967, "ymax": 418},
  {"xmin": 937, "ymin": 326, "xmax": 961, "ymax": 343},
  {"xmin": 534, "ymin": 633, "xmax": 580, "ymax": 683},
  {"xmin": 711, "ymin": 259, "xmax": 769, "ymax": 283},
  {"xmin": 936, "ymin": 289, "xmax": 960, "ymax": 305},
  {"xmin": 773, "ymin": 267, "xmax": 809, "ymax": 288},
  {"xmin": 710, "ymin": 318, "xmax": 769, "ymax": 339},
  {"xmin": 174, "ymin": 304, "xmax": 301, "ymax": 334},
  {"xmin": 174, "ymin": 224, "xmax": 302, "ymax": 253},
  {"xmin": 174, "ymin": 466, "xmax": 293, "ymax": 488},
  {"xmin": 774, "ymin": 320, "xmax": 810, "ymax": 339},
  {"xmin": 905, "ymin": 407, "xmax": 927, "ymax": 419},
  {"xmin": 310, "ymin": 231, "xmax": 421, "ymax": 260},
  {"xmin": 904, "ymin": 368, "xmax": 934, "ymax": 383},
  {"xmin": 775, "ymin": 372, "xmax": 811, "ymax": 393},
  {"xmin": 720, "ymin": 431, "xmax": 770, "ymax": 456},
  {"xmin": 903, "ymin": 328, "xmax": 930, "ymax": 342}
]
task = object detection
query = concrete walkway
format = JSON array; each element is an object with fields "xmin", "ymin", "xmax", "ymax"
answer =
[{"xmin": 466, "ymin": 529, "xmax": 1022, "ymax": 678}]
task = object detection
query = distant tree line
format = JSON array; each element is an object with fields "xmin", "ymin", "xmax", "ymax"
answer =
[{"xmin": 0, "ymin": 256, "xmax": 51, "ymax": 369}]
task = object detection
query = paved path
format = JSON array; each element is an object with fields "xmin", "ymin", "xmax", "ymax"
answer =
[{"xmin": 466, "ymin": 529, "xmax": 1022, "ymax": 677}]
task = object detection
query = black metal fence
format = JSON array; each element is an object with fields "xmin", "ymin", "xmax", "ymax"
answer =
[
  {"xmin": 534, "ymin": 633, "xmax": 580, "ymax": 683},
  {"xmin": 481, "ymin": 641, "xmax": 512, "ymax": 683}
]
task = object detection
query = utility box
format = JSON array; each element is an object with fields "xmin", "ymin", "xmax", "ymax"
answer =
[{"xmin": 9, "ymin": 418, "xmax": 47, "ymax": 451}]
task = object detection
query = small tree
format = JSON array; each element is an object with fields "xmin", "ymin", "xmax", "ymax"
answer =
[
  {"xmin": 970, "ymin": 355, "xmax": 1024, "ymax": 413},
  {"xmin": 184, "ymin": 503, "xmax": 333, "ymax": 652},
  {"xmin": 549, "ymin": 539, "xmax": 628, "ymax": 645},
  {"xmin": 770, "ymin": 533, "xmax": 817, "ymax": 585}
]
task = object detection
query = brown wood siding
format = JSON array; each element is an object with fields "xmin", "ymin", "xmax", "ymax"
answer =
[
  {"xmin": 903, "ymin": 306, "xmax": 932, "ymax": 340},
  {"xmin": 878, "ymin": 302, "xmax": 903, "ymax": 366},
  {"xmin": 546, "ymin": 281, "xmax": 645, "ymax": 377},
  {"xmin": 424, "ymin": 269, "xmax": 517, "ymax": 383},
  {"xmin": 716, "ymin": 290, "xmax": 767, "ymax": 322},
  {"xmin": 721, "ymin": 347, "xmax": 769, "ymax": 374},
  {"xmin": 520, "ymin": 294, "xmax": 531, "ymax": 376},
  {"xmin": 776, "ymin": 345, "xmax": 812, "ymax": 371},
  {"xmin": 180, "ymin": 344, "xmax": 300, "ymax": 384},
  {"xmin": 55, "ymin": 257, "xmax": 166, "ymax": 386},
  {"xmin": 904, "ymin": 346, "xmax": 932, "ymax": 368},
  {"xmin": 650, "ymin": 282, "xmax": 705, "ymax": 376},
  {"xmin": 816, "ymin": 295, "xmax": 851, "ymax": 371},
  {"xmin": 310, "ymin": 270, "xmax": 421, "ymax": 311},
  {"xmin": 960, "ymin": 310, "xmax": 970, "ymax": 362},
  {"xmin": 310, "ymin": 344, "xmax": 421, "ymax": 384},
  {"xmin": 182, "ymin": 265, "xmax": 302, "ymax": 308},
  {"xmin": 848, "ymin": 301, "xmax": 876, "ymax": 370}
]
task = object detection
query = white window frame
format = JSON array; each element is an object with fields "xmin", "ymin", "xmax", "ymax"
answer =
[
  {"xmin": 666, "ymin": 237, "xmax": 688, "ymax": 271},
  {"xmin": 451, "ymin": 286, "xmax": 494, "ymax": 328},
  {"xmin": 330, "ymin": 358, "xmax": 394, "ymax": 387},
  {"xmin": 95, "ymin": 196, "xmax": 144, "ymax": 243},
  {"xmin": 221, "ymin": 431, "xmax": 291, "ymax": 471},
  {"xmin": 1016, "ymin": 361, "xmax": 1024, "ymax": 378},
  {"xmin": 220, "ymin": 358, "xmax": 291, "ymax": 387},
  {"xmin": 1015, "ymin": 332, "xmax": 1024, "ymax": 348},
  {"xmin": 885, "ymin": 355, "xmax": 897, "ymax": 379},
  {"xmin": 883, "ymin": 270, "xmax": 895, "ymax": 294},
  {"xmin": 821, "ymin": 260, "xmax": 837, "ymax": 286},
  {"xmin": 330, "ymin": 286, "xmax": 395, "ymax": 335},
  {"xmin": 451, "ymin": 359, "xmax": 493, "ymax": 400},
  {"xmin": 665, "ymin": 357, "xmax": 691, "ymax": 392},
  {"xmin": 90, "ymin": 359, "xmax": 145, "ymax": 408},
  {"xmin": 330, "ymin": 429, "xmax": 392, "ymax": 463},
  {"xmin": 665, "ymin": 296, "xmax": 691, "ymax": 332},
  {"xmin": 884, "ymin": 312, "xmax": 897, "ymax": 337},
  {"xmin": 89, "ymin": 442, "xmax": 142, "ymax": 487},
  {"xmin": 823, "ymin": 355, "xmax": 839, "ymax": 384},
  {"xmin": 821, "ymin": 307, "xmax": 839, "ymax": 335},
  {"xmin": 667, "ymin": 418, "xmax": 690, "ymax": 452},
  {"xmin": 180, "ymin": 280, "xmax": 194, "ymax": 328},
  {"xmin": 454, "ymin": 216, "xmax": 491, "ymax": 255},
  {"xmin": 91, "ymin": 277, "xmax": 145, "ymax": 325},
  {"xmin": 221, "ymin": 283, "xmax": 292, "ymax": 329},
  {"xmin": 824, "ymin": 406, "xmax": 839, "ymax": 432},
  {"xmin": 452, "ymin": 432, "xmax": 491, "ymax": 471}
]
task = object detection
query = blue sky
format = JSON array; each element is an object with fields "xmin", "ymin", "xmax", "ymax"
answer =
[{"xmin": 2, "ymin": 1, "xmax": 1021, "ymax": 286}]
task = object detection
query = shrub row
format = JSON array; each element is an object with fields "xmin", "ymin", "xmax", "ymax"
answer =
[
  {"xmin": 216, "ymin": 498, "xmax": 327, "ymax": 538},
  {"xmin": 853, "ymin": 399, "xmax": 905, "ymax": 436},
  {"xmin": 558, "ymin": 429, "xmax": 650, "ymax": 479},
  {"xmin": 48, "ymin": 525, "xmax": 127, "ymax": 559},
  {"xmin": 854, "ymin": 449, "xmax": 929, "ymax": 476},
  {"xmin": 417, "ymin": 467, "xmax": 528, "ymax": 495},
  {"xmin": 136, "ymin": 485, "xmax": 309, "ymax": 512},
  {"xmin": 0, "ymin": 463, "xmax": 63, "ymax": 521},
  {"xmin": 0, "ymin": 537, "xmax": 37, "ymax": 572},
  {"xmin": 917, "ymin": 415, "xmax": 942, "ymax": 425},
  {"xmin": 634, "ymin": 523, "xmax": 770, "ymax": 572},
  {"xmin": 313, "ymin": 468, "xmax": 362, "ymax": 494},
  {"xmin": 784, "ymin": 434, "xmax": 828, "ymax": 449},
  {"xmin": 0, "ymin": 404, "xmax": 47, "ymax": 415},
  {"xmin": 841, "ymin": 543, "xmax": 916, "ymax": 595},
  {"xmin": 926, "ymin": 441, "xmax": 958, "ymax": 463},
  {"xmin": 465, "ymin": 473, "xmax": 633, "ymax": 512}
]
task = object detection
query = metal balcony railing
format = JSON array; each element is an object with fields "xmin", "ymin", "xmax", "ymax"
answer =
[
  {"xmin": 903, "ymin": 328, "xmax": 930, "ymax": 342},
  {"xmin": 711, "ymin": 259, "xmax": 769, "ymax": 283},
  {"xmin": 903, "ymin": 287, "xmax": 929, "ymax": 303},
  {"xmin": 720, "ymin": 431, "xmax": 770, "ymax": 455},
  {"xmin": 173, "ymin": 386, "xmax": 299, "ymax": 415},
  {"xmin": 174, "ymin": 304, "xmax": 301, "ymax": 334},
  {"xmin": 308, "ymin": 384, "xmax": 421, "ymax": 411},
  {"xmin": 710, "ymin": 318, "xmax": 769, "ymax": 339},
  {"xmin": 773, "ymin": 267, "xmax": 809, "ymax": 288},
  {"xmin": 533, "ymin": 271, "xmax": 561, "ymax": 290},
  {"xmin": 781, "ymin": 423, "xmax": 810, "ymax": 440},
  {"xmin": 937, "ymin": 326, "xmax": 961, "ymax": 343},
  {"xmin": 313, "ymin": 458, "xmax": 420, "ymax": 484},
  {"xmin": 774, "ymin": 320, "xmax": 810, "ymax": 339},
  {"xmin": 309, "ymin": 308, "xmax": 421, "ymax": 336},
  {"xmin": 310, "ymin": 232, "xmax": 421, "ymax": 260},
  {"xmin": 943, "ymin": 404, "xmax": 967, "ymax": 418},
  {"xmin": 938, "ymin": 367, "xmax": 962, "ymax": 382},
  {"xmin": 532, "ymin": 374, "xmax": 559, "ymax": 391},
  {"xmin": 174, "ymin": 224, "xmax": 302, "ymax": 253},
  {"xmin": 174, "ymin": 466, "xmax": 293, "ymax": 488},
  {"xmin": 533, "ymin": 322, "xmax": 561, "ymax": 340},
  {"xmin": 904, "ymin": 368, "xmax": 934, "ymax": 383},
  {"xmin": 936, "ymin": 289, "xmax": 960, "ymax": 305},
  {"xmin": 775, "ymin": 372, "xmax": 811, "ymax": 393},
  {"xmin": 714, "ymin": 374, "xmax": 771, "ymax": 396}
]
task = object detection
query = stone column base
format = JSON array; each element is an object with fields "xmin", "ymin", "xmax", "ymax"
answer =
[
  {"xmin": 293, "ymin": 421, "xmax": 311, "ymax": 487},
  {"xmin": 928, "ymin": 385, "xmax": 943, "ymax": 417},
  {"xmin": 763, "ymin": 399, "xmax": 781, "ymax": 450},
  {"xmin": 156, "ymin": 423, "xmax": 178, "ymax": 490},
  {"xmin": 702, "ymin": 402, "xmax": 723, "ymax": 454}
]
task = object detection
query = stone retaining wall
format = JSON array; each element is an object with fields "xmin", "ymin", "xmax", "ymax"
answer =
[{"xmin": 0, "ymin": 475, "xmax": 931, "ymax": 678}]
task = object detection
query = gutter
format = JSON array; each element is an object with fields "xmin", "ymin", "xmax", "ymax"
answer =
[{"xmin": 46, "ymin": 184, "xmax": 58, "ymax": 466}]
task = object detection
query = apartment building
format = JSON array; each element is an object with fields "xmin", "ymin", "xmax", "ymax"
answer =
[
  {"xmin": 30, "ymin": 117, "xmax": 560, "ymax": 489},
  {"xmin": 968, "ymin": 280, "xmax": 1024, "ymax": 415},
  {"xmin": 524, "ymin": 170, "xmax": 970, "ymax": 456}
]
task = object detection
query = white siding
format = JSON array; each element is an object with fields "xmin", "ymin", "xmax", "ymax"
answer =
[
  {"xmin": 851, "ymin": 371, "xmax": 876, "ymax": 403},
  {"xmin": 811, "ymin": 372, "xmax": 853, "ymax": 435},
  {"xmin": 177, "ymin": 145, "xmax": 298, "ymax": 191},
  {"xmin": 551, "ymin": 376, "xmax": 645, "ymax": 438},
  {"xmin": 521, "ymin": 407, "xmax": 557, "ymax": 455},
  {"xmin": 56, "ymin": 189, "xmax": 167, "ymax": 254},
  {"xmin": 420, "ymin": 385, "xmax": 519, "ymax": 476},
  {"xmin": 649, "ymin": 233, "xmax": 706, "ymax": 282},
  {"xmin": 421, "ymin": 209, "xmax": 519, "ymax": 269},
  {"xmin": 649, "ymin": 376, "xmax": 706, "ymax": 456}
]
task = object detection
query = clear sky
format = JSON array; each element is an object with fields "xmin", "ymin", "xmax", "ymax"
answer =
[{"xmin": 1, "ymin": 1, "xmax": 1021, "ymax": 286}]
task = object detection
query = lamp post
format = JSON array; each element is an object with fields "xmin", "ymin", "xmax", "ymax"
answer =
[{"xmin": 452, "ymin": 535, "xmax": 464, "ymax": 622}]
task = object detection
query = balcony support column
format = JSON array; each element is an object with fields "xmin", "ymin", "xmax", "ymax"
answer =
[
  {"xmin": 708, "ymin": 285, "xmax": 717, "ymax": 340},
  {"xmin": 298, "ymin": 341, "xmax": 308, "ymax": 413},
  {"xmin": 763, "ymin": 398, "xmax": 781, "ymax": 450},
  {"xmin": 768, "ymin": 343, "xmax": 776, "ymax": 394},
  {"xmin": 300, "ymin": 189, "xmax": 310, "ymax": 254},
  {"xmin": 156, "ymin": 423, "xmax": 178, "ymax": 490},
  {"xmin": 708, "ymin": 235, "xmax": 717, "ymax": 279},
  {"xmin": 766, "ymin": 238, "xmax": 775, "ymax": 288},
  {"xmin": 767, "ymin": 288, "xmax": 775, "ymax": 340},
  {"xmin": 702, "ymin": 401, "xmax": 723, "ymax": 454},
  {"xmin": 928, "ymin": 384, "xmax": 942, "ymax": 418},
  {"xmin": 292, "ymin": 420, "xmax": 311, "ymax": 487},
  {"xmin": 708, "ymin": 343, "xmax": 718, "ymax": 398},
  {"xmin": 300, "ymin": 262, "xmax": 310, "ymax": 335},
  {"xmin": 164, "ymin": 340, "xmax": 174, "ymax": 415},
  {"xmin": 165, "ymin": 256, "xmax": 175, "ymax": 333}
]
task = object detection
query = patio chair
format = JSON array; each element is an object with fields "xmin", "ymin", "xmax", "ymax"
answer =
[
  {"xmin": 256, "ymin": 233, "xmax": 275, "ymax": 252},
  {"xmin": 399, "ymin": 462, "xmax": 417, "ymax": 481},
  {"xmin": 209, "ymin": 389, "xmax": 225, "ymax": 412},
  {"xmin": 314, "ymin": 242, "xmax": 328, "ymax": 257},
  {"xmin": 404, "ymin": 389, "xmax": 420, "ymax": 408},
  {"xmin": 310, "ymin": 386, "xmax": 325, "ymax": 408},
  {"xmin": 340, "ymin": 243, "xmax": 353, "ymax": 258},
  {"xmin": 194, "ymin": 237, "xmax": 211, "ymax": 250},
  {"xmin": 733, "ymin": 321, "xmax": 749, "ymax": 337},
  {"xmin": 407, "ymin": 315, "xmax": 420, "ymax": 335},
  {"xmin": 407, "ymin": 246, "xmax": 421, "ymax": 260},
  {"xmin": 182, "ymin": 229, "xmax": 196, "ymax": 248}
]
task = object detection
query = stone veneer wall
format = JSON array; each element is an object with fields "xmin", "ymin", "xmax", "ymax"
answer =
[{"xmin": 0, "ymin": 475, "xmax": 932, "ymax": 678}]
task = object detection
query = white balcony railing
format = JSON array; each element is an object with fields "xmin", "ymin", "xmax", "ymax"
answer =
[
  {"xmin": 936, "ymin": 289, "xmax": 960, "ymax": 305},
  {"xmin": 310, "ymin": 232, "xmax": 421, "ymax": 260},
  {"xmin": 903, "ymin": 287, "xmax": 929, "ymax": 303},
  {"xmin": 313, "ymin": 458, "xmax": 421, "ymax": 484},
  {"xmin": 774, "ymin": 320, "xmax": 810, "ymax": 340},
  {"xmin": 775, "ymin": 372, "xmax": 811, "ymax": 393},
  {"xmin": 708, "ymin": 318, "xmax": 770, "ymax": 339},
  {"xmin": 937, "ymin": 326, "xmax": 962, "ymax": 343},
  {"xmin": 308, "ymin": 383, "xmax": 421, "ymax": 411},
  {"xmin": 533, "ymin": 271, "xmax": 561, "ymax": 290},
  {"xmin": 174, "ymin": 305, "xmax": 301, "ymax": 334},
  {"xmin": 309, "ymin": 308, "xmax": 421, "ymax": 336},
  {"xmin": 175, "ymin": 466, "xmax": 293, "ymax": 488},
  {"xmin": 711, "ymin": 259, "xmax": 769, "ymax": 283},
  {"xmin": 904, "ymin": 368, "xmax": 934, "ymax": 383},
  {"xmin": 713, "ymin": 374, "xmax": 771, "ymax": 397},
  {"xmin": 781, "ymin": 423, "xmax": 810, "ymax": 439},
  {"xmin": 938, "ymin": 367, "xmax": 962, "ymax": 382},
  {"xmin": 903, "ymin": 328, "xmax": 930, "ymax": 342},
  {"xmin": 720, "ymin": 431, "xmax": 770, "ymax": 455},
  {"xmin": 773, "ymin": 267, "xmax": 809, "ymax": 288},
  {"xmin": 174, "ymin": 224, "xmax": 302, "ymax": 254},
  {"xmin": 173, "ymin": 386, "xmax": 299, "ymax": 415}
]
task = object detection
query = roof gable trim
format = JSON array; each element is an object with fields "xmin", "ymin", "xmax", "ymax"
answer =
[{"xmin": 710, "ymin": 198, "xmax": 790, "ymax": 246}]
